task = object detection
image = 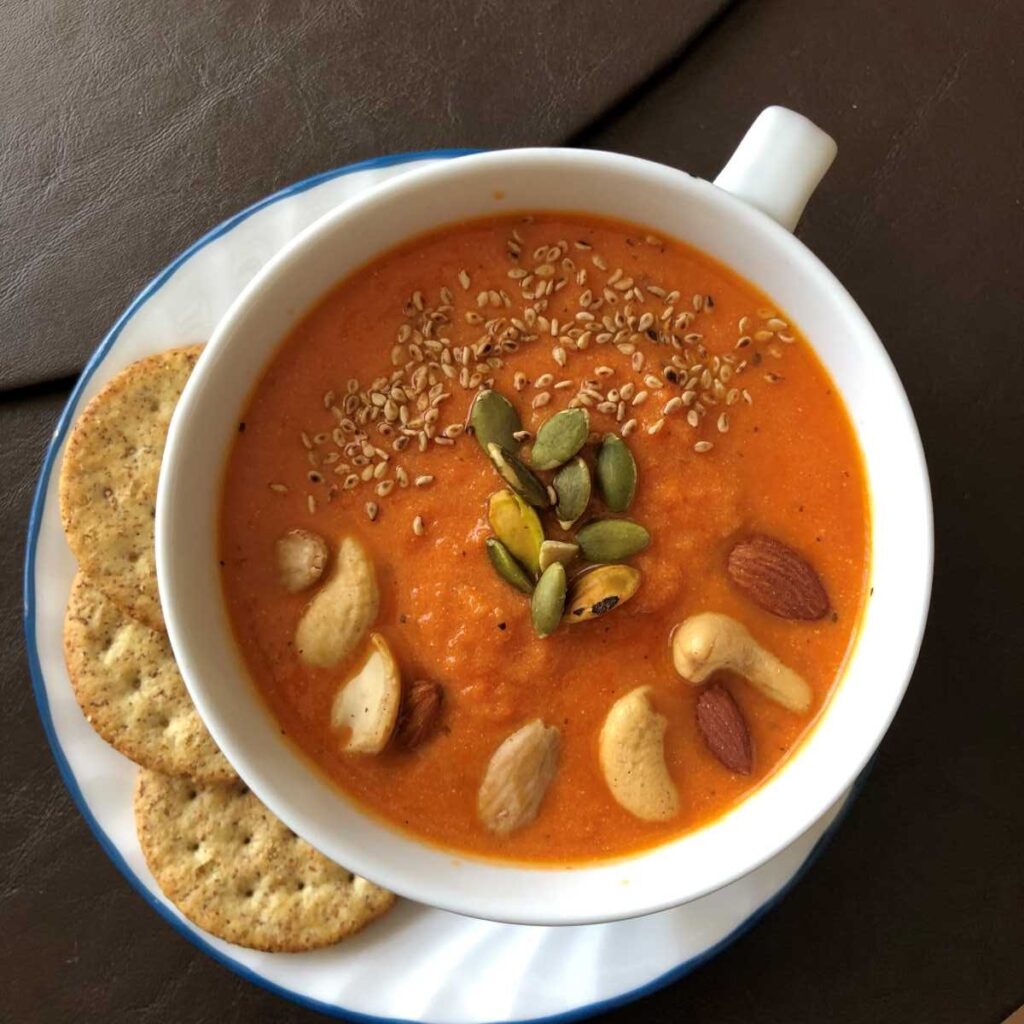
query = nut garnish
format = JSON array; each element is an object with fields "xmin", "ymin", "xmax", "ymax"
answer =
[
  {"xmin": 331, "ymin": 633, "xmax": 400, "ymax": 754},
  {"xmin": 695, "ymin": 684, "xmax": 753, "ymax": 775},
  {"xmin": 394, "ymin": 679, "xmax": 444, "ymax": 750},
  {"xmin": 275, "ymin": 528, "xmax": 329, "ymax": 593},
  {"xmin": 478, "ymin": 720, "xmax": 561, "ymax": 835},
  {"xmin": 599, "ymin": 686, "xmax": 678, "ymax": 821},
  {"xmin": 727, "ymin": 534, "xmax": 830, "ymax": 620},
  {"xmin": 672, "ymin": 612, "xmax": 812, "ymax": 712},
  {"xmin": 295, "ymin": 536, "xmax": 378, "ymax": 668}
]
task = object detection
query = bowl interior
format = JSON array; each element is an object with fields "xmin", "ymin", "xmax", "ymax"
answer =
[{"xmin": 157, "ymin": 149, "xmax": 932, "ymax": 925}]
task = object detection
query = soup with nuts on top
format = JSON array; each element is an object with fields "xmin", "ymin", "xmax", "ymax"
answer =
[{"xmin": 220, "ymin": 213, "xmax": 869, "ymax": 863}]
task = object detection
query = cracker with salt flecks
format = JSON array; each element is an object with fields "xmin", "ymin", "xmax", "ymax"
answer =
[
  {"xmin": 134, "ymin": 770, "xmax": 396, "ymax": 951},
  {"xmin": 59, "ymin": 345, "xmax": 203, "ymax": 631},
  {"xmin": 64, "ymin": 573, "xmax": 235, "ymax": 782}
]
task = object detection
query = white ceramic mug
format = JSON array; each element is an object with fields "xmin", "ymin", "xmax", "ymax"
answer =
[{"xmin": 157, "ymin": 107, "xmax": 933, "ymax": 926}]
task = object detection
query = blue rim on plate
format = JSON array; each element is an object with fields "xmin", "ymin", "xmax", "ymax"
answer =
[{"xmin": 22, "ymin": 149, "xmax": 863, "ymax": 1024}]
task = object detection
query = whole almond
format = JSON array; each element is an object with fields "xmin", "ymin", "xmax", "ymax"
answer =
[
  {"xmin": 695, "ymin": 684, "xmax": 753, "ymax": 775},
  {"xmin": 726, "ymin": 534, "xmax": 830, "ymax": 620},
  {"xmin": 394, "ymin": 679, "xmax": 443, "ymax": 750}
]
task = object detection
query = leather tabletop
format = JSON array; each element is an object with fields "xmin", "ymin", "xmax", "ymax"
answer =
[{"xmin": 3, "ymin": 0, "xmax": 1022, "ymax": 1021}]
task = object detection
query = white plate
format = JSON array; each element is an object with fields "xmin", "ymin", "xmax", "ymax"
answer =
[{"xmin": 24, "ymin": 151, "xmax": 857, "ymax": 1023}]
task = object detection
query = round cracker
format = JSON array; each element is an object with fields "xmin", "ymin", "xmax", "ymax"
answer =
[
  {"xmin": 134, "ymin": 770, "xmax": 395, "ymax": 951},
  {"xmin": 59, "ymin": 345, "xmax": 203, "ymax": 630},
  {"xmin": 64, "ymin": 573, "xmax": 236, "ymax": 783}
]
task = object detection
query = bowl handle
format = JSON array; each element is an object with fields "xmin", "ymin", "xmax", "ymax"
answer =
[{"xmin": 714, "ymin": 106, "xmax": 837, "ymax": 232}]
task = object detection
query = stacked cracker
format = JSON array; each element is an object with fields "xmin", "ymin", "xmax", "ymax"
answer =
[{"xmin": 59, "ymin": 347, "xmax": 394, "ymax": 951}]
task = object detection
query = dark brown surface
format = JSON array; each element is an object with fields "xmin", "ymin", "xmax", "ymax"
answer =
[{"xmin": 3, "ymin": 0, "xmax": 1023, "ymax": 1021}]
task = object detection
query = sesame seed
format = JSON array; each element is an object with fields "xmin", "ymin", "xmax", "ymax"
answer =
[
  {"xmin": 647, "ymin": 417, "xmax": 665, "ymax": 435},
  {"xmin": 694, "ymin": 441, "xmax": 714, "ymax": 453},
  {"xmin": 663, "ymin": 396, "xmax": 683, "ymax": 415},
  {"xmin": 269, "ymin": 483, "xmax": 288, "ymax": 494},
  {"xmin": 717, "ymin": 413, "xmax": 730, "ymax": 433},
  {"xmin": 365, "ymin": 502, "xmax": 379, "ymax": 521},
  {"xmin": 532, "ymin": 392, "xmax": 552, "ymax": 409},
  {"xmin": 412, "ymin": 515, "xmax": 426, "ymax": 536},
  {"xmin": 307, "ymin": 494, "xmax": 316, "ymax": 514},
  {"xmin": 622, "ymin": 418, "xmax": 638, "ymax": 437},
  {"xmin": 414, "ymin": 474, "xmax": 434, "ymax": 487},
  {"xmin": 686, "ymin": 409, "xmax": 700, "ymax": 428},
  {"xmin": 535, "ymin": 373, "xmax": 554, "ymax": 388}
]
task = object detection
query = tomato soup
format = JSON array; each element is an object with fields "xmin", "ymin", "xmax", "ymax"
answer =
[{"xmin": 220, "ymin": 213, "xmax": 869, "ymax": 863}]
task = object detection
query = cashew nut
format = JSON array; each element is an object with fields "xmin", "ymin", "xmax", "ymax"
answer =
[
  {"xmin": 331, "ymin": 633, "xmax": 401, "ymax": 753},
  {"xmin": 671, "ymin": 612, "xmax": 812, "ymax": 713},
  {"xmin": 295, "ymin": 536, "xmax": 378, "ymax": 667},
  {"xmin": 276, "ymin": 528, "xmax": 329, "ymax": 592},
  {"xmin": 599, "ymin": 686, "xmax": 678, "ymax": 821}
]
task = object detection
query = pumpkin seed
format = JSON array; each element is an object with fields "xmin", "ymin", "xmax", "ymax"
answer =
[
  {"xmin": 488, "ymin": 490, "xmax": 544, "ymax": 574},
  {"xmin": 552, "ymin": 456, "xmax": 591, "ymax": 528},
  {"xmin": 529, "ymin": 407, "xmax": 590, "ymax": 470},
  {"xmin": 485, "ymin": 537, "xmax": 534, "ymax": 594},
  {"xmin": 596, "ymin": 433, "xmax": 638, "ymax": 513},
  {"xmin": 470, "ymin": 389, "xmax": 521, "ymax": 453},
  {"xmin": 564, "ymin": 563, "xmax": 642, "ymax": 622},
  {"xmin": 531, "ymin": 562, "xmax": 567, "ymax": 638},
  {"xmin": 538, "ymin": 539, "xmax": 579, "ymax": 572},
  {"xmin": 487, "ymin": 443, "xmax": 550, "ymax": 508},
  {"xmin": 576, "ymin": 519, "xmax": 650, "ymax": 562}
]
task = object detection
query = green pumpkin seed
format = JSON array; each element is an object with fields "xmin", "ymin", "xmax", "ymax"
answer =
[
  {"xmin": 529, "ymin": 408, "xmax": 590, "ymax": 470},
  {"xmin": 576, "ymin": 519, "xmax": 650, "ymax": 562},
  {"xmin": 487, "ymin": 443, "xmax": 550, "ymax": 508},
  {"xmin": 539, "ymin": 539, "xmax": 579, "ymax": 571},
  {"xmin": 552, "ymin": 456, "xmax": 591, "ymax": 528},
  {"xmin": 564, "ymin": 564, "xmax": 641, "ymax": 623},
  {"xmin": 488, "ymin": 490, "xmax": 544, "ymax": 574},
  {"xmin": 485, "ymin": 537, "xmax": 534, "ymax": 594},
  {"xmin": 596, "ymin": 434, "xmax": 638, "ymax": 513},
  {"xmin": 531, "ymin": 562, "xmax": 567, "ymax": 638},
  {"xmin": 470, "ymin": 390, "xmax": 521, "ymax": 454}
]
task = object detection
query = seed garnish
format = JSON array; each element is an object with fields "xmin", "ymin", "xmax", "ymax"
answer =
[{"xmin": 291, "ymin": 221, "xmax": 792, "ymax": 516}]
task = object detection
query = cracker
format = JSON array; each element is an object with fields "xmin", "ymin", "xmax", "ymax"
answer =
[
  {"xmin": 59, "ymin": 345, "xmax": 203, "ymax": 631},
  {"xmin": 64, "ymin": 573, "xmax": 235, "ymax": 782},
  {"xmin": 134, "ymin": 770, "xmax": 396, "ymax": 951}
]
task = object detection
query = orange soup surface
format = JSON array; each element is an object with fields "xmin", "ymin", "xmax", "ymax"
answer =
[{"xmin": 220, "ymin": 213, "xmax": 869, "ymax": 863}]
